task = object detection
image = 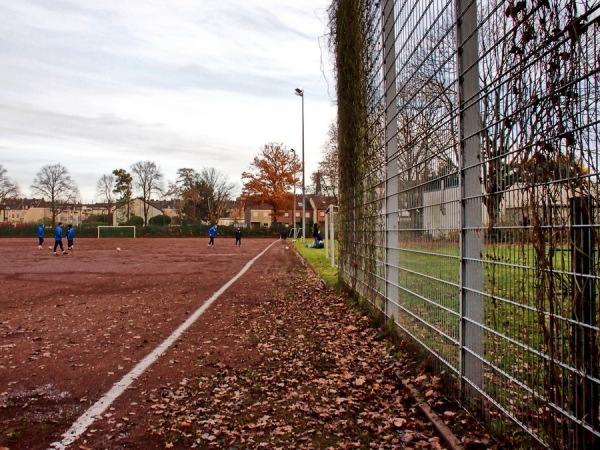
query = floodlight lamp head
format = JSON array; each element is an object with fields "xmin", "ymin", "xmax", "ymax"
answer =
[{"xmin": 294, "ymin": 87, "xmax": 304, "ymax": 97}]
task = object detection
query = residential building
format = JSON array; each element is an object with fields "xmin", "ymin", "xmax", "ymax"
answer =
[
  {"xmin": 148, "ymin": 199, "xmax": 180, "ymax": 224},
  {"xmin": 245, "ymin": 203, "xmax": 274, "ymax": 229},
  {"xmin": 309, "ymin": 195, "xmax": 335, "ymax": 229},
  {"xmin": 113, "ymin": 198, "xmax": 164, "ymax": 225},
  {"xmin": 219, "ymin": 198, "xmax": 246, "ymax": 227},
  {"xmin": 3, "ymin": 198, "xmax": 85, "ymax": 225},
  {"xmin": 272, "ymin": 195, "xmax": 336, "ymax": 236},
  {"xmin": 1, "ymin": 198, "xmax": 118, "ymax": 225}
]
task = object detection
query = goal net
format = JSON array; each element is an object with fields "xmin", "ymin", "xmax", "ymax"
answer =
[{"xmin": 97, "ymin": 226, "xmax": 136, "ymax": 239}]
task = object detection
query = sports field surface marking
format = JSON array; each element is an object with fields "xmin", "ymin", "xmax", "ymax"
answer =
[{"xmin": 49, "ymin": 240, "xmax": 278, "ymax": 449}]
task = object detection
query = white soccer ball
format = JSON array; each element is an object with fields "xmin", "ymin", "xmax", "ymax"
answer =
[
  {"xmin": 285, "ymin": 246, "xmax": 289, "ymax": 250},
  {"xmin": 116, "ymin": 247, "xmax": 121, "ymax": 252}
]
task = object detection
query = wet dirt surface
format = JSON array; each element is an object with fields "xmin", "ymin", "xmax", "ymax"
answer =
[
  {"xmin": 1, "ymin": 237, "xmax": 499, "ymax": 449},
  {"xmin": 1, "ymin": 237, "xmax": 272, "ymax": 449}
]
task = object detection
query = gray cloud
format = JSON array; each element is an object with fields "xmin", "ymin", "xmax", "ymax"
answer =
[{"xmin": 0, "ymin": 0, "xmax": 336, "ymax": 202}]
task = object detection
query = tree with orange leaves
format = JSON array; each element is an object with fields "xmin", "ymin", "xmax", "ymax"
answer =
[{"xmin": 241, "ymin": 142, "xmax": 302, "ymax": 224}]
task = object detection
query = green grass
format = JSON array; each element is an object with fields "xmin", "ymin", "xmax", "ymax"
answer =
[
  {"xmin": 293, "ymin": 238, "xmax": 581, "ymax": 378},
  {"xmin": 391, "ymin": 241, "xmax": 586, "ymax": 434},
  {"xmin": 397, "ymin": 242, "xmax": 572, "ymax": 340},
  {"xmin": 292, "ymin": 239, "xmax": 339, "ymax": 287}
]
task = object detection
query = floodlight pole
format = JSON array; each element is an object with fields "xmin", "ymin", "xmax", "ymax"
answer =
[
  {"xmin": 291, "ymin": 148, "xmax": 297, "ymax": 236},
  {"xmin": 295, "ymin": 87, "xmax": 305, "ymax": 241}
]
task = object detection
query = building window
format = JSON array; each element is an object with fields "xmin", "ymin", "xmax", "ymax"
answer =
[
  {"xmin": 263, "ymin": 212, "xmax": 269, "ymax": 217},
  {"xmin": 320, "ymin": 211, "xmax": 325, "ymax": 217},
  {"xmin": 284, "ymin": 213, "xmax": 289, "ymax": 217},
  {"xmin": 253, "ymin": 212, "xmax": 258, "ymax": 217}
]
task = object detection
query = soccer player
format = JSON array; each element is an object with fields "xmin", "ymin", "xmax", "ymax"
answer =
[
  {"xmin": 67, "ymin": 224, "xmax": 75, "ymax": 250},
  {"xmin": 208, "ymin": 224, "xmax": 218, "ymax": 248},
  {"xmin": 235, "ymin": 227, "xmax": 242, "ymax": 247},
  {"xmin": 53, "ymin": 222, "xmax": 67, "ymax": 255},
  {"xmin": 37, "ymin": 223, "xmax": 45, "ymax": 250}
]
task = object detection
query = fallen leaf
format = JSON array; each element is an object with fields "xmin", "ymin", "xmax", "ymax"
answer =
[
  {"xmin": 414, "ymin": 374, "xmax": 428, "ymax": 383},
  {"xmin": 393, "ymin": 418, "xmax": 407, "ymax": 427}
]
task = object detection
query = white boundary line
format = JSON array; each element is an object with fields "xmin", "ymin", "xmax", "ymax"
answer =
[{"xmin": 49, "ymin": 240, "xmax": 278, "ymax": 449}]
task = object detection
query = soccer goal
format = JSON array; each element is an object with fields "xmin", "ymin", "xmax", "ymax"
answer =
[{"xmin": 97, "ymin": 226, "xmax": 136, "ymax": 239}]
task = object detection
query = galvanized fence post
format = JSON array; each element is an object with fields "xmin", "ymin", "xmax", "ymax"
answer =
[
  {"xmin": 383, "ymin": 0, "xmax": 399, "ymax": 322},
  {"xmin": 456, "ymin": 0, "xmax": 484, "ymax": 402}
]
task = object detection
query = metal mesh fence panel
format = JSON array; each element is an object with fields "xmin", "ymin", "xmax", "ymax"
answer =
[{"xmin": 331, "ymin": 0, "xmax": 600, "ymax": 447}]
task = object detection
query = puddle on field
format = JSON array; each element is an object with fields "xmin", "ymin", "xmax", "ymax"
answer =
[{"xmin": 0, "ymin": 383, "xmax": 70, "ymax": 407}]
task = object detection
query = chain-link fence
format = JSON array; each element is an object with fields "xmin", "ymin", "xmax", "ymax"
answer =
[{"xmin": 330, "ymin": 0, "xmax": 600, "ymax": 447}]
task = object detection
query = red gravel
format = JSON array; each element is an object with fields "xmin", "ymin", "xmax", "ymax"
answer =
[{"xmin": 0, "ymin": 237, "xmax": 497, "ymax": 449}]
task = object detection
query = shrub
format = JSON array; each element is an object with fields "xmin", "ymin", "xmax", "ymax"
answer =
[
  {"xmin": 125, "ymin": 215, "xmax": 144, "ymax": 226},
  {"xmin": 149, "ymin": 215, "xmax": 171, "ymax": 226},
  {"xmin": 85, "ymin": 214, "xmax": 111, "ymax": 224}
]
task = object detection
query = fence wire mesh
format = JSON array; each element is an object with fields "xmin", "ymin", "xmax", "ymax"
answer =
[{"xmin": 331, "ymin": 0, "xmax": 600, "ymax": 447}]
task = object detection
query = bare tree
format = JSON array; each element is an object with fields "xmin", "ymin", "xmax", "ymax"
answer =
[
  {"xmin": 199, "ymin": 167, "xmax": 237, "ymax": 224},
  {"xmin": 170, "ymin": 167, "xmax": 236, "ymax": 224},
  {"xmin": 477, "ymin": 0, "xmax": 526, "ymax": 236},
  {"xmin": 130, "ymin": 161, "xmax": 164, "ymax": 226},
  {"xmin": 96, "ymin": 173, "xmax": 115, "ymax": 223},
  {"xmin": 388, "ymin": 15, "xmax": 460, "ymax": 232},
  {"xmin": 313, "ymin": 122, "xmax": 339, "ymax": 202},
  {"xmin": 175, "ymin": 168, "xmax": 199, "ymax": 194},
  {"xmin": 31, "ymin": 163, "xmax": 79, "ymax": 227},
  {"xmin": 0, "ymin": 164, "xmax": 20, "ymax": 202},
  {"xmin": 173, "ymin": 168, "xmax": 201, "ymax": 224}
]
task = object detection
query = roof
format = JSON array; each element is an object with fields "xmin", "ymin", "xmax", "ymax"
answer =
[
  {"xmin": 308, "ymin": 195, "xmax": 336, "ymax": 209},
  {"xmin": 3, "ymin": 198, "xmax": 48, "ymax": 209},
  {"xmin": 244, "ymin": 202, "xmax": 274, "ymax": 210}
]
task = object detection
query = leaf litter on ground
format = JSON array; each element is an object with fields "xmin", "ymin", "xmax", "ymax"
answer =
[{"xmin": 145, "ymin": 254, "xmax": 500, "ymax": 449}]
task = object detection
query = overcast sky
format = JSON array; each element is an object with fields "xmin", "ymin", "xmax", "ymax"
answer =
[{"xmin": 0, "ymin": 0, "xmax": 337, "ymax": 202}]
